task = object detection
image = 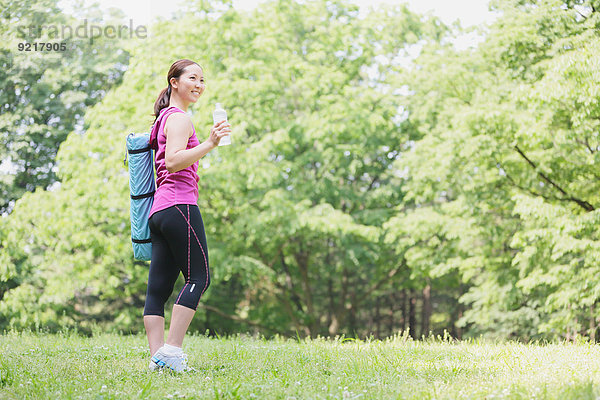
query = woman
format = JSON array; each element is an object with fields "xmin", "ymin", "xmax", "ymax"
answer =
[{"xmin": 143, "ymin": 59, "xmax": 230, "ymax": 372}]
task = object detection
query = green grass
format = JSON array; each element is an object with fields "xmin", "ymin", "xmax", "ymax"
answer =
[{"xmin": 2, "ymin": 331, "xmax": 600, "ymax": 399}]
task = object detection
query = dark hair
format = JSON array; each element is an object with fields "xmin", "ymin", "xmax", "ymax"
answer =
[{"xmin": 153, "ymin": 59, "xmax": 202, "ymax": 121}]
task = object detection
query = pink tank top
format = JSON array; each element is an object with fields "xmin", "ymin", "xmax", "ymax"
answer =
[{"xmin": 148, "ymin": 106, "xmax": 200, "ymax": 218}]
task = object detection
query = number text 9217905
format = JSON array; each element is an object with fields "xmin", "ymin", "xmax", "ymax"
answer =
[{"xmin": 18, "ymin": 42, "xmax": 67, "ymax": 51}]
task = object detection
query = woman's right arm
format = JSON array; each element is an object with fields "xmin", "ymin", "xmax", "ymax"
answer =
[{"xmin": 164, "ymin": 113, "xmax": 229, "ymax": 173}]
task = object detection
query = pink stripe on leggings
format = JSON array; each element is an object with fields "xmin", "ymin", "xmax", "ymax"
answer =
[{"xmin": 174, "ymin": 205, "xmax": 209, "ymax": 306}]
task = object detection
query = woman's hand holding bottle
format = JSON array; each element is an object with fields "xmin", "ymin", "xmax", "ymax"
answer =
[{"xmin": 208, "ymin": 120, "xmax": 231, "ymax": 148}]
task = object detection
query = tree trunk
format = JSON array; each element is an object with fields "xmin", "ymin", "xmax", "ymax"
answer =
[
  {"xmin": 327, "ymin": 277, "xmax": 334, "ymax": 335},
  {"xmin": 455, "ymin": 307, "xmax": 463, "ymax": 340},
  {"xmin": 390, "ymin": 289, "xmax": 396, "ymax": 337},
  {"xmin": 279, "ymin": 250, "xmax": 303, "ymax": 312},
  {"xmin": 295, "ymin": 249, "xmax": 316, "ymax": 337},
  {"xmin": 409, "ymin": 290, "xmax": 417, "ymax": 339},
  {"xmin": 421, "ymin": 283, "xmax": 431, "ymax": 337},
  {"xmin": 325, "ymin": 240, "xmax": 335, "ymax": 336},
  {"xmin": 375, "ymin": 296, "xmax": 381, "ymax": 339},
  {"xmin": 567, "ymin": 303, "xmax": 573, "ymax": 342},
  {"xmin": 451, "ymin": 286, "xmax": 464, "ymax": 340},
  {"xmin": 401, "ymin": 289, "xmax": 408, "ymax": 335},
  {"xmin": 329, "ymin": 268, "xmax": 348, "ymax": 336},
  {"xmin": 590, "ymin": 303, "xmax": 596, "ymax": 343},
  {"xmin": 348, "ymin": 285, "xmax": 358, "ymax": 337}
]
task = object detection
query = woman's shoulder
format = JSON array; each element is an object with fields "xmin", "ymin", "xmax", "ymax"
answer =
[{"xmin": 163, "ymin": 110, "xmax": 193, "ymax": 137}]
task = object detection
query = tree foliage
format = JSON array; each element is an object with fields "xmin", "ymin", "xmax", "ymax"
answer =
[
  {"xmin": 0, "ymin": 0, "xmax": 130, "ymax": 214},
  {"xmin": 396, "ymin": 0, "xmax": 600, "ymax": 340},
  {"xmin": 1, "ymin": 0, "xmax": 440, "ymax": 336},
  {"xmin": 3, "ymin": 0, "xmax": 600, "ymax": 341}
]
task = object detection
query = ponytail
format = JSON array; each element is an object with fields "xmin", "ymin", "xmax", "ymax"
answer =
[{"xmin": 153, "ymin": 86, "xmax": 171, "ymax": 122}]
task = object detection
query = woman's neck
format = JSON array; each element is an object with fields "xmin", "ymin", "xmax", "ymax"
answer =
[{"xmin": 169, "ymin": 97, "xmax": 188, "ymax": 112}]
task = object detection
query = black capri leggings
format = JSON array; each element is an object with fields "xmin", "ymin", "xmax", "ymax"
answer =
[{"xmin": 144, "ymin": 204, "xmax": 211, "ymax": 317}]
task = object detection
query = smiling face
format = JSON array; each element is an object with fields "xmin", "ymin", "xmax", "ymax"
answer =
[{"xmin": 170, "ymin": 64, "xmax": 205, "ymax": 104}]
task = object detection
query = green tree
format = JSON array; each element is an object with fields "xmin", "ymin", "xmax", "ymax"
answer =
[
  {"xmin": 396, "ymin": 0, "xmax": 600, "ymax": 340},
  {"xmin": 9, "ymin": 0, "xmax": 600, "ymax": 341},
  {"xmin": 0, "ymin": 0, "xmax": 130, "ymax": 214},
  {"xmin": 0, "ymin": 0, "xmax": 444, "ymax": 337}
]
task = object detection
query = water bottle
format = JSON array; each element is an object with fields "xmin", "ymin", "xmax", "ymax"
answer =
[{"xmin": 213, "ymin": 103, "xmax": 230, "ymax": 146}]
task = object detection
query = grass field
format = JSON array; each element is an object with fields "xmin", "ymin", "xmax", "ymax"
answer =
[{"xmin": 2, "ymin": 331, "xmax": 600, "ymax": 399}]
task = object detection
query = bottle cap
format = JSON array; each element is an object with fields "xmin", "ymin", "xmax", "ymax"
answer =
[{"xmin": 215, "ymin": 103, "xmax": 223, "ymax": 110}]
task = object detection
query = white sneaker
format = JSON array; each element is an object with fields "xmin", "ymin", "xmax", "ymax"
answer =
[{"xmin": 151, "ymin": 350, "xmax": 189, "ymax": 372}]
